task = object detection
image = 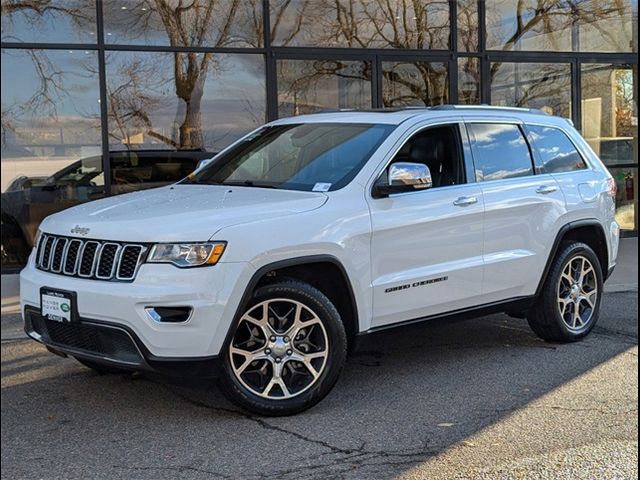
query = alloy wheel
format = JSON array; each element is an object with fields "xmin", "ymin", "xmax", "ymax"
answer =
[
  {"xmin": 229, "ymin": 298, "xmax": 329, "ymax": 400},
  {"xmin": 557, "ymin": 255, "xmax": 599, "ymax": 332}
]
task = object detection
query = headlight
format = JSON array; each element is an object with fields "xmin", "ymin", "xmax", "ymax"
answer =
[{"xmin": 147, "ymin": 242, "xmax": 226, "ymax": 267}]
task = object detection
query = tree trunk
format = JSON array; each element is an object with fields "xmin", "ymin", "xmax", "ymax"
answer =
[{"xmin": 178, "ymin": 77, "xmax": 205, "ymax": 149}]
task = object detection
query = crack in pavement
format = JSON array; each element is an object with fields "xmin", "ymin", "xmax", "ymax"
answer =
[
  {"xmin": 533, "ymin": 405, "xmax": 638, "ymax": 415},
  {"xmin": 166, "ymin": 386, "xmax": 358, "ymax": 456},
  {"xmin": 164, "ymin": 384, "xmax": 440, "ymax": 479},
  {"xmin": 593, "ymin": 326, "xmax": 638, "ymax": 344},
  {"xmin": 1, "ymin": 337, "xmax": 30, "ymax": 344}
]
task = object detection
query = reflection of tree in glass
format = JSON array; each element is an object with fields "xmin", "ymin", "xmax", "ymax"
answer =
[
  {"xmin": 615, "ymin": 69, "xmax": 636, "ymax": 138},
  {"xmin": 2, "ymin": 0, "xmax": 255, "ymax": 150},
  {"xmin": 456, "ymin": 0, "xmax": 478, "ymax": 51},
  {"xmin": 106, "ymin": 54, "xmax": 172, "ymax": 147},
  {"xmin": 271, "ymin": 0, "xmax": 449, "ymax": 48},
  {"xmin": 279, "ymin": 60, "xmax": 371, "ymax": 115},
  {"xmin": 105, "ymin": 0, "xmax": 243, "ymax": 149},
  {"xmin": 486, "ymin": 0, "xmax": 633, "ymax": 53},
  {"xmin": 1, "ymin": 48, "xmax": 101, "ymax": 150},
  {"xmin": 2, "ymin": 2, "xmax": 89, "ymax": 140},
  {"xmin": 0, "ymin": 0, "xmax": 92, "ymax": 41},
  {"xmin": 382, "ymin": 62, "xmax": 448, "ymax": 107},
  {"xmin": 492, "ymin": 63, "xmax": 571, "ymax": 116},
  {"xmin": 273, "ymin": 0, "xmax": 449, "ymax": 108}
]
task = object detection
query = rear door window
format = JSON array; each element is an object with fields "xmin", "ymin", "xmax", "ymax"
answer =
[
  {"xmin": 526, "ymin": 125, "xmax": 588, "ymax": 173},
  {"xmin": 467, "ymin": 123, "xmax": 534, "ymax": 182}
]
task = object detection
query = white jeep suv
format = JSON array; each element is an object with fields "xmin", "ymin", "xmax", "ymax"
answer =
[{"xmin": 21, "ymin": 106, "xmax": 620, "ymax": 415}]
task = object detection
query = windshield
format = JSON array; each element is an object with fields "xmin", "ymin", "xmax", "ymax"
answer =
[
  {"xmin": 182, "ymin": 123, "xmax": 393, "ymax": 191},
  {"xmin": 50, "ymin": 156, "xmax": 104, "ymax": 186}
]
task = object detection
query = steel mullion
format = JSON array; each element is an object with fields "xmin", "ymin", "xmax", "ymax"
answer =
[
  {"xmin": 572, "ymin": 59, "xmax": 581, "ymax": 129},
  {"xmin": 0, "ymin": 42, "xmax": 98, "ymax": 50},
  {"xmin": 371, "ymin": 56, "xmax": 382, "ymax": 108},
  {"xmin": 95, "ymin": 0, "xmax": 112, "ymax": 197},
  {"xmin": 270, "ymin": 47, "xmax": 452, "ymax": 58},
  {"xmin": 450, "ymin": 0, "xmax": 458, "ymax": 54},
  {"xmin": 263, "ymin": 0, "xmax": 278, "ymax": 121}
]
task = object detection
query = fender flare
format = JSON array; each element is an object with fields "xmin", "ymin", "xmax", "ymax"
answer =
[
  {"xmin": 220, "ymin": 254, "xmax": 360, "ymax": 352},
  {"xmin": 535, "ymin": 218, "xmax": 609, "ymax": 296}
]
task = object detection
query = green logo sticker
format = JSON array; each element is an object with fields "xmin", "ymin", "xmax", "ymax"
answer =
[{"xmin": 60, "ymin": 303, "xmax": 70, "ymax": 313}]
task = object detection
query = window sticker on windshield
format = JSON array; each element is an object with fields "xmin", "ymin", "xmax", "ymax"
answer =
[{"xmin": 312, "ymin": 182, "xmax": 332, "ymax": 192}]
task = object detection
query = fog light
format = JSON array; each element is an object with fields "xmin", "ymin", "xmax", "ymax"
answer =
[{"xmin": 145, "ymin": 307, "xmax": 192, "ymax": 323}]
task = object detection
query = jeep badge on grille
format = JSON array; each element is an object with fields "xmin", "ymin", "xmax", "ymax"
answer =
[{"xmin": 70, "ymin": 225, "xmax": 90, "ymax": 236}]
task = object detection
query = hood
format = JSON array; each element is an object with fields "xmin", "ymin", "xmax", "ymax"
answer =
[{"xmin": 40, "ymin": 185, "xmax": 328, "ymax": 242}]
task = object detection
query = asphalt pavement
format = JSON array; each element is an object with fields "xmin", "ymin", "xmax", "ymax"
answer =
[{"xmin": 1, "ymin": 290, "xmax": 637, "ymax": 479}]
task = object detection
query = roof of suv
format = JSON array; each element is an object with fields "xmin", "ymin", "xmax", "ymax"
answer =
[{"xmin": 272, "ymin": 105, "xmax": 571, "ymax": 128}]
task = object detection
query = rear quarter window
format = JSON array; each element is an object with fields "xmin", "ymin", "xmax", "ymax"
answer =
[
  {"xmin": 526, "ymin": 125, "xmax": 587, "ymax": 173},
  {"xmin": 467, "ymin": 123, "xmax": 534, "ymax": 182}
]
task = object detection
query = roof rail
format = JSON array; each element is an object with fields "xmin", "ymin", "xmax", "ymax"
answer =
[
  {"xmin": 429, "ymin": 105, "xmax": 550, "ymax": 115},
  {"xmin": 314, "ymin": 105, "xmax": 552, "ymax": 116}
]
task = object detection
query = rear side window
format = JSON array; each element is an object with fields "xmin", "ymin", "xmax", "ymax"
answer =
[
  {"xmin": 526, "ymin": 125, "xmax": 587, "ymax": 173},
  {"xmin": 467, "ymin": 123, "xmax": 534, "ymax": 182}
]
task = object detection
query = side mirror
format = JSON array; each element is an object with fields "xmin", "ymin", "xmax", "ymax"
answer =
[{"xmin": 373, "ymin": 162, "xmax": 432, "ymax": 198}]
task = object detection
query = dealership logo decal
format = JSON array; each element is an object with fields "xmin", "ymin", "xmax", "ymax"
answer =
[{"xmin": 70, "ymin": 225, "xmax": 91, "ymax": 236}]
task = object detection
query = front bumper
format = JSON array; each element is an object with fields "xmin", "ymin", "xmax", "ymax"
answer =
[
  {"xmin": 24, "ymin": 307, "xmax": 222, "ymax": 377},
  {"xmin": 20, "ymin": 258, "xmax": 255, "ymax": 358}
]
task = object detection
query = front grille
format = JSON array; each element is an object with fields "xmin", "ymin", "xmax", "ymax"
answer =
[
  {"xmin": 36, "ymin": 234, "xmax": 147, "ymax": 282},
  {"xmin": 26, "ymin": 311, "xmax": 143, "ymax": 365}
]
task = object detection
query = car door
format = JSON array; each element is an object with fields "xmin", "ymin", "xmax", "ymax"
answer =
[
  {"xmin": 465, "ymin": 121, "xmax": 566, "ymax": 301},
  {"xmin": 367, "ymin": 121, "xmax": 485, "ymax": 328}
]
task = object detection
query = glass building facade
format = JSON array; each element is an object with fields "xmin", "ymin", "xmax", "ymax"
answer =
[{"xmin": 1, "ymin": 0, "xmax": 638, "ymax": 271}]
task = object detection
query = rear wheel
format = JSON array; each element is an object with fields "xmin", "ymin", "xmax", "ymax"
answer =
[
  {"xmin": 219, "ymin": 280, "xmax": 347, "ymax": 416},
  {"xmin": 527, "ymin": 242, "xmax": 603, "ymax": 342}
]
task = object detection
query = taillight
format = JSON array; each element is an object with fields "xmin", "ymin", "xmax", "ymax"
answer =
[{"xmin": 607, "ymin": 177, "xmax": 617, "ymax": 197}]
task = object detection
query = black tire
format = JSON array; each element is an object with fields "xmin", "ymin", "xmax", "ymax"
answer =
[
  {"xmin": 219, "ymin": 280, "xmax": 347, "ymax": 416},
  {"xmin": 75, "ymin": 357, "xmax": 129, "ymax": 375},
  {"xmin": 527, "ymin": 241, "xmax": 603, "ymax": 342}
]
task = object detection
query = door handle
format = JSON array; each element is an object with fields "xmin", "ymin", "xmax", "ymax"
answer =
[
  {"xmin": 453, "ymin": 196, "xmax": 478, "ymax": 207},
  {"xmin": 536, "ymin": 185, "xmax": 559, "ymax": 194}
]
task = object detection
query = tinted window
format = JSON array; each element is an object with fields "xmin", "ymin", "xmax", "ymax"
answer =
[
  {"xmin": 109, "ymin": 152, "xmax": 206, "ymax": 195},
  {"xmin": 54, "ymin": 156, "xmax": 104, "ymax": 187},
  {"xmin": 527, "ymin": 125, "xmax": 587, "ymax": 173},
  {"xmin": 468, "ymin": 123, "xmax": 534, "ymax": 181}
]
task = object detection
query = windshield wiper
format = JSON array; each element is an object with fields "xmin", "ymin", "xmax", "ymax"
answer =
[{"xmin": 223, "ymin": 180, "xmax": 279, "ymax": 189}]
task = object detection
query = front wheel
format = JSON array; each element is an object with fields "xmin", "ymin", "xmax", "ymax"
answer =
[
  {"xmin": 527, "ymin": 241, "xmax": 603, "ymax": 342},
  {"xmin": 219, "ymin": 280, "xmax": 347, "ymax": 416}
]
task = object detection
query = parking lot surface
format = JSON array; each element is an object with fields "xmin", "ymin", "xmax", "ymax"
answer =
[{"xmin": 1, "ymin": 291, "xmax": 637, "ymax": 479}]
